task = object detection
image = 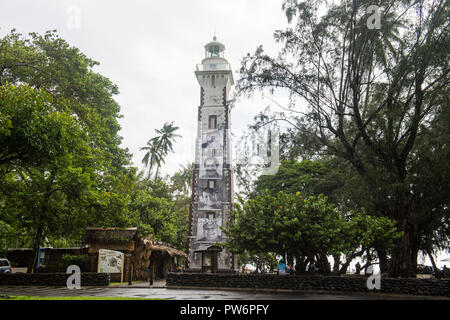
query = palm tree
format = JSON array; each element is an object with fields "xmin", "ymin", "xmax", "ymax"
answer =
[
  {"xmin": 153, "ymin": 122, "xmax": 182, "ymax": 156},
  {"xmin": 141, "ymin": 122, "xmax": 181, "ymax": 179},
  {"xmin": 140, "ymin": 138, "xmax": 164, "ymax": 179}
]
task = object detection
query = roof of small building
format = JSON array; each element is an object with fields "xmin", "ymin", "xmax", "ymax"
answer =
[
  {"xmin": 151, "ymin": 243, "xmax": 187, "ymax": 258},
  {"xmin": 193, "ymin": 244, "xmax": 223, "ymax": 253},
  {"xmin": 85, "ymin": 227, "xmax": 138, "ymax": 243}
]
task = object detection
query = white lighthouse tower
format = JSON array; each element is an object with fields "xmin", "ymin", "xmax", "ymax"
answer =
[{"xmin": 186, "ymin": 37, "xmax": 237, "ymax": 273}]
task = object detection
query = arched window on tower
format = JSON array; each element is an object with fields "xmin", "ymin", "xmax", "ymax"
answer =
[{"xmin": 211, "ymin": 75, "xmax": 216, "ymax": 88}]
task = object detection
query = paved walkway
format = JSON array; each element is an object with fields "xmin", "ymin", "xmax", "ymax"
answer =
[
  {"xmin": 0, "ymin": 285, "xmax": 447, "ymax": 300},
  {"xmin": 112, "ymin": 279, "xmax": 166, "ymax": 288}
]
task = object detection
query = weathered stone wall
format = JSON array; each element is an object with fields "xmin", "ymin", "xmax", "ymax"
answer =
[
  {"xmin": 166, "ymin": 273, "xmax": 450, "ymax": 297},
  {"xmin": 0, "ymin": 272, "xmax": 110, "ymax": 286},
  {"xmin": 185, "ymin": 269, "xmax": 238, "ymax": 274}
]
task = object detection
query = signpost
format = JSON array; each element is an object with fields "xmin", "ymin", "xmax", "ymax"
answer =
[{"xmin": 97, "ymin": 249, "xmax": 125, "ymax": 283}]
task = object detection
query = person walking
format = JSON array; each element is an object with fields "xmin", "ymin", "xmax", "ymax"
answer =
[
  {"xmin": 288, "ymin": 264, "xmax": 294, "ymax": 275},
  {"xmin": 355, "ymin": 262, "xmax": 361, "ymax": 274},
  {"xmin": 309, "ymin": 261, "xmax": 317, "ymax": 274},
  {"xmin": 277, "ymin": 259, "xmax": 289, "ymax": 275},
  {"xmin": 147, "ymin": 260, "xmax": 154, "ymax": 285}
]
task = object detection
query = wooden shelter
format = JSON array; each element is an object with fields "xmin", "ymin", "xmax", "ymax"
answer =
[
  {"xmin": 132, "ymin": 238, "xmax": 188, "ymax": 280},
  {"xmin": 85, "ymin": 227, "xmax": 187, "ymax": 282}
]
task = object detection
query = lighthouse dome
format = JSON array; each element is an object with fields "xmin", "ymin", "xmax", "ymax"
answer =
[{"xmin": 204, "ymin": 36, "xmax": 225, "ymax": 58}]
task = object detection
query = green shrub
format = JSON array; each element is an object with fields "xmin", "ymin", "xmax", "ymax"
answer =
[{"xmin": 58, "ymin": 254, "xmax": 89, "ymax": 272}]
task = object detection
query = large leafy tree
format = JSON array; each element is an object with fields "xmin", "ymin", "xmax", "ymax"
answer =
[
  {"xmin": 128, "ymin": 189, "xmax": 178, "ymax": 245},
  {"xmin": 128, "ymin": 172, "xmax": 189, "ymax": 251},
  {"xmin": 0, "ymin": 30, "xmax": 133, "ymax": 271},
  {"xmin": 236, "ymin": 0, "xmax": 449, "ymax": 277},
  {"xmin": 0, "ymin": 30, "xmax": 129, "ymax": 169},
  {"xmin": 223, "ymin": 191, "xmax": 401, "ymax": 274},
  {"xmin": 252, "ymin": 160, "xmax": 341, "ymax": 199},
  {"xmin": 250, "ymin": 158, "xmax": 388, "ymax": 272},
  {"xmin": 169, "ymin": 163, "xmax": 193, "ymax": 251},
  {"xmin": 409, "ymin": 99, "xmax": 450, "ymax": 271},
  {"xmin": 0, "ymin": 84, "xmax": 130, "ymax": 272}
]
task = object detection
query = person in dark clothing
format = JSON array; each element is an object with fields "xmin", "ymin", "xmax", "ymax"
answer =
[
  {"xmin": 147, "ymin": 260, "xmax": 154, "ymax": 285},
  {"xmin": 355, "ymin": 262, "xmax": 361, "ymax": 274}
]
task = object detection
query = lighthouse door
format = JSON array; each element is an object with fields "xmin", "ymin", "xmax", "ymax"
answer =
[{"xmin": 201, "ymin": 252, "xmax": 218, "ymax": 273}]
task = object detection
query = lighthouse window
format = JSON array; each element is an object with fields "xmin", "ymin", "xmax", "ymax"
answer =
[
  {"xmin": 211, "ymin": 75, "xmax": 216, "ymax": 87},
  {"xmin": 213, "ymin": 45, "xmax": 219, "ymax": 56},
  {"xmin": 203, "ymin": 253, "xmax": 212, "ymax": 267},
  {"xmin": 208, "ymin": 115, "xmax": 217, "ymax": 129}
]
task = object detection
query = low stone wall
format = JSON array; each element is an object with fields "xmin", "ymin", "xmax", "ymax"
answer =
[
  {"xmin": 7, "ymin": 248, "xmax": 88, "ymax": 272},
  {"xmin": 185, "ymin": 269, "xmax": 238, "ymax": 274},
  {"xmin": 166, "ymin": 273, "xmax": 450, "ymax": 297},
  {"xmin": 0, "ymin": 273, "xmax": 110, "ymax": 286}
]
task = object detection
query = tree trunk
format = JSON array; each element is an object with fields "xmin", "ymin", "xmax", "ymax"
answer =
[
  {"xmin": 332, "ymin": 254, "xmax": 341, "ymax": 275},
  {"xmin": 316, "ymin": 253, "xmax": 331, "ymax": 275},
  {"xmin": 427, "ymin": 251, "xmax": 439, "ymax": 278},
  {"xmin": 339, "ymin": 259, "xmax": 352, "ymax": 275},
  {"xmin": 387, "ymin": 193, "xmax": 415, "ymax": 278},
  {"xmin": 389, "ymin": 228, "xmax": 414, "ymax": 277},
  {"xmin": 29, "ymin": 225, "xmax": 43, "ymax": 274},
  {"xmin": 410, "ymin": 245, "xmax": 418, "ymax": 277},
  {"xmin": 28, "ymin": 168, "xmax": 56, "ymax": 274},
  {"xmin": 377, "ymin": 249, "xmax": 388, "ymax": 274}
]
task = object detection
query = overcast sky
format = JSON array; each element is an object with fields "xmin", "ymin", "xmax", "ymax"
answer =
[{"xmin": 0, "ymin": 0, "xmax": 291, "ymax": 177}]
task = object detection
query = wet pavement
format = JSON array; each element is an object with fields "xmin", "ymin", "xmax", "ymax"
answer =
[{"xmin": 0, "ymin": 284, "xmax": 445, "ymax": 300}]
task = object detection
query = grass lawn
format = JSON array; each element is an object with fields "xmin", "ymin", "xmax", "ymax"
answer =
[
  {"xmin": 1, "ymin": 295, "xmax": 164, "ymax": 300},
  {"xmin": 109, "ymin": 280, "xmax": 147, "ymax": 286}
]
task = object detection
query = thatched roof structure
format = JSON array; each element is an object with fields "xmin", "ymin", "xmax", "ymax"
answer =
[
  {"xmin": 151, "ymin": 244, "xmax": 188, "ymax": 258},
  {"xmin": 135, "ymin": 238, "xmax": 187, "ymax": 258}
]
